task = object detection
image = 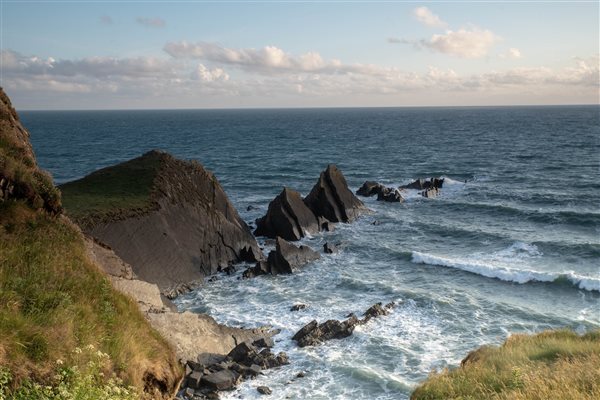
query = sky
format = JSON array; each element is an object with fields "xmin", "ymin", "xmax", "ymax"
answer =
[{"xmin": 1, "ymin": 1, "xmax": 598, "ymax": 110}]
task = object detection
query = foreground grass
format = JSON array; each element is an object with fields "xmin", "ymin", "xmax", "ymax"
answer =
[
  {"xmin": 59, "ymin": 152, "xmax": 161, "ymax": 223},
  {"xmin": 0, "ymin": 201, "xmax": 181, "ymax": 398},
  {"xmin": 411, "ymin": 329, "xmax": 600, "ymax": 400}
]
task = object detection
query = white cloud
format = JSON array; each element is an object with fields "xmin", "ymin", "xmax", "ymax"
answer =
[
  {"xmin": 499, "ymin": 48, "xmax": 522, "ymax": 59},
  {"xmin": 413, "ymin": 7, "xmax": 447, "ymax": 28},
  {"xmin": 421, "ymin": 27, "xmax": 499, "ymax": 58},
  {"xmin": 192, "ymin": 64, "xmax": 229, "ymax": 82},
  {"xmin": 136, "ymin": 17, "xmax": 166, "ymax": 28}
]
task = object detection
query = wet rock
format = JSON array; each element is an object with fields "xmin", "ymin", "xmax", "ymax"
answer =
[
  {"xmin": 227, "ymin": 342, "xmax": 257, "ymax": 364},
  {"xmin": 183, "ymin": 387, "xmax": 195, "ymax": 399},
  {"xmin": 400, "ymin": 177, "xmax": 444, "ymax": 190},
  {"xmin": 255, "ymin": 187, "xmax": 320, "ymax": 241},
  {"xmin": 292, "ymin": 316, "xmax": 359, "ymax": 347},
  {"xmin": 257, "ymin": 386, "xmax": 272, "ymax": 395},
  {"xmin": 421, "ymin": 187, "xmax": 440, "ymax": 198},
  {"xmin": 323, "ymin": 242, "xmax": 338, "ymax": 254},
  {"xmin": 267, "ymin": 237, "xmax": 320, "ymax": 275},
  {"xmin": 356, "ymin": 181, "xmax": 385, "ymax": 197},
  {"xmin": 242, "ymin": 261, "xmax": 269, "ymax": 279},
  {"xmin": 247, "ymin": 205, "xmax": 255, "ymax": 211},
  {"xmin": 377, "ymin": 187, "xmax": 404, "ymax": 203},
  {"xmin": 290, "ymin": 304, "xmax": 307, "ymax": 312},
  {"xmin": 304, "ymin": 164, "xmax": 366, "ymax": 223},
  {"xmin": 221, "ymin": 265, "xmax": 236, "ymax": 275},
  {"xmin": 296, "ymin": 371, "xmax": 306, "ymax": 378}
]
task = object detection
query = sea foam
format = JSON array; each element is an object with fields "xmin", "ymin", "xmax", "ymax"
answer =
[{"xmin": 411, "ymin": 251, "xmax": 600, "ymax": 292}]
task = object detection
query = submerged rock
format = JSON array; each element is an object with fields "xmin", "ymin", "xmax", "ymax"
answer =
[
  {"xmin": 255, "ymin": 187, "xmax": 320, "ymax": 241},
  {"xmin": 304, "ymin": 164, "xmax": 366, "ymax": 223},
  {"xmin": 377, "ymin": 187, "xmax": 404, "ymax": 203},
  {"xmin": 290, "ymin": 304, "xmax": 308, "ymax": 312},
  {"xmin": 399, "ymin": 177, "xmax": 444, "ymax": 190},
  {"xmin": 356, "ymin": 181, "xmax": 385, "ymax": 197},
  {"xmin": 323, "ymin": 242, "xmax": 339, "ymax": 254}
]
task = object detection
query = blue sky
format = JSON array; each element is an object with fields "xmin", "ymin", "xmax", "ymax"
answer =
[{"xmin": 2, "ymin": 1, "xmax": 598, "ymax": 109}]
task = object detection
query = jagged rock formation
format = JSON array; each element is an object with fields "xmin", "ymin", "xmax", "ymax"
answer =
[
  {"xmin": 242, "ymin": 237, "xmax": 320, "ymax": 278},
  {"xmin": 356, "ymin": 180, "xmax": 405, "ymax": 202},
  {"xmin": 399, "ymin": 177, "xmax": 444, "ymax": 190},
  {"xmin": 254, "ymin": 165, "xmax": 365, "ymax": 242},
  {"xmin": 60, "ymin": 150, "xmax": 262, "ymax": 295},
  {"xmin": 254, "ymin": 187, "xmax": 320, "ymax": 241},
  {"xmin": 0, "ymin": 87, "xmax": 61, "ymax": 213},
  {"xmin": 304, "ymin": 164, "xmax": 366, "ymax": 223},
  {"xmin": 356, "ymin": 181, "xmax": 385, "ymax": 197},
  {"xmin": 292, "ymin": 302, "xmax": 396, "ymax": 347}
]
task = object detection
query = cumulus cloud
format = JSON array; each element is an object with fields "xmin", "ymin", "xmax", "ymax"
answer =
[
  {"xmin": 2, "ymin": 48, "xmax": 597, "ymax": 108},
  {"xmin": 136, "ymin": 17, "xmax": 166, "ymax": 28},
  {"xmin": 192, "ymin": 64, "xmax": 229, "ymax": 82},
  {"xmin": 163, "ymin": 41, "xmax": 344, "ymax": 74},
  {"xmin": 421, "ymin": 27, "xmax": 499, "ymax": 58},
  {"xmin": 499, "ymin": 48, "xmax": 522, "ymax": 59},
  {"xmin": 413, "ymin": 7, "xmax": 447, "ymax": 28}
]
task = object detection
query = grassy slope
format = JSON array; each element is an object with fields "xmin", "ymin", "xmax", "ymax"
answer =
[
  {"xmin": 411, "ymin": 329, "xmax": 600, "ymax": 400},
  {"xmin": 0, "ymin": 202, "xmax": 181, "ymax": 398},
  {"xmin": 59, "ymin": 153, "xmax": 161, "ymax": 224}
]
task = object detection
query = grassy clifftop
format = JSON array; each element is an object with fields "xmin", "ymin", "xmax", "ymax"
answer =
[
  {"xmin": 411, "ymin": 329, "xmax": 600, "ymax": 400},
  {"xmin": 0, "ymin": 88, "xmax": 181, "ymax": 399}
]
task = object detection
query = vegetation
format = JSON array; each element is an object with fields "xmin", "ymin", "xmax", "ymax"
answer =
[
  {"xmin": 59, "ymin": 152, "xmax": 162, "ymax": 224},
  {"xmin": 411, "ymin": 329, "xmax": 600, "ymax": 400},
  {"xmin": 0, "ymin": 202, "xmax": 181, "ymax": 398}
]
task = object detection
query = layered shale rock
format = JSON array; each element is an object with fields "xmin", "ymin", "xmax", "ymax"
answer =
[
  {"xmin": 60, "ymin": 150, "xmax": 262, "ymax": 295},
  {"xmin": 254, "ymin": 187, "xmax": 320, "ymax": 241},
  {"xmin": 304, "ymin": 164, "xmax": 366, "ymax": 223}
]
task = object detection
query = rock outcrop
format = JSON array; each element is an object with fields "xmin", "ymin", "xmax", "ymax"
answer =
[
  {"xmin": 399, "ymin": 177, "xmax": 444, "ymax": 190},
  {"xmin": 421, "ymin": 187, "xmax": 440, "ymax": 198},
  {"xmin": 60, "ymin": 150, "xmax": 263, "ymax": 295},
  {"xmin": 356, "ymin": 181, "xmax": 385, "ymax": 197},
  {"xmin": 292, "ymin": 302, "xmax": 396, "ymax": 347},
  {"xmin": 304, "ymin": 164, "xmax": 366, "ymax": 223},
  {"xmin": 254, "ymin": 187, "xmax": 320, "ymax": 241},
  {"xmin": 356, "ymin": 180, "xmax": 404, "ymax": 203},
  {"xmin": 0, "ymin": 87, "xmax": 61, "ymax": 213},
  {"xmin": 267, "ymin": 237, "xmax": 320, "ymax": 275}
]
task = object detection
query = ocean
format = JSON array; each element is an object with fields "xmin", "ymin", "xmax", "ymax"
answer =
[{"xmin": 22, "ymin": 106, "xmax": 600, "ymax": 399}]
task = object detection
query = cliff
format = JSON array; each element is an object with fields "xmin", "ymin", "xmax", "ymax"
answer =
[
  {"xmin": 0, "ymin": 88, "xmax": 182, "ymax": 399},
  {"xmin": 60, "ymin": 151, "xmax": 263, "ymax": 296}
]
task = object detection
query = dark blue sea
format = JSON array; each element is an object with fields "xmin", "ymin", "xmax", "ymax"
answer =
[{"xmin": 22, "ymin": 106, "xmax": 600, "ymax": 399}]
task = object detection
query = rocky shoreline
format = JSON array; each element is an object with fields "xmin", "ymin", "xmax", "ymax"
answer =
[{"xmin": 61, "ymin": 147, "xmax": 448, "ymax": 398}]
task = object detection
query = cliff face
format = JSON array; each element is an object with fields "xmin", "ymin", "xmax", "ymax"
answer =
[
  {"xmin": 0, "ymin": 88, "xmax": 61, "ymax": 213},
  {"xmin": 61, "ymin": 150, "xmax": 263, "ymax": 296}
]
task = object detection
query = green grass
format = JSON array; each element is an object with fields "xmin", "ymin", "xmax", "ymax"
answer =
[
  {"xmin": 0, "ymin": 201, "xmax": 181, "ymax": 398},
  {"xmin": 411, "ymin": 329, "xmax": 600, "ymax": 400},
  {"xmin": 59, "ymin": 152, "xmax": 162, "ymax": 223}
]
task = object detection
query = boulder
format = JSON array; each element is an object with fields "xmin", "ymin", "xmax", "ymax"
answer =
[
  {"xmin": 187, "ymin": 371, "xmax": 203, "ymax": 389},
  {"xmin": 323, "ymin": 242, "xmax": 338, "ymax": 254},
  {"xmin": 255, "ymin": 187, "xmax": 320, "ymax": 241},
  {"xmin": 227, "ymin": 342, "xmax": 257, "ymax": 364},
  {"xmin": 290, "ymin": 303, "xmax": 307, "ymax": 312},
  {"xmin": 201, "ymin": 370, "xmax": 240, "ymax": 391},
  {"xmin": 304, "ymin": 165, "xmax": 366, "ymax": 223},
  {"xmin": 266, "ymin": 237, "xmax": 320, "ymax": 275},
  {"xmin": 253, "ymin": 337, "xmax": 274, "ymax": 349},
  {"xmin": 242, "ymin": 261, "xmax": 269, "ymax": 279},
  {"xmin": 376, "ymin": 187, "xmax": 404, "ymax": 203},
  {"xmin": 257, "ymin": 386, "xmax": 272, "ymax": 395},
  {"xmin": 356, "ymin": 181, "xmax": 385, "ymax": 197},
  {"xmin": 293, "ymin": 316, "xmax": 359, "ymax": 347}
]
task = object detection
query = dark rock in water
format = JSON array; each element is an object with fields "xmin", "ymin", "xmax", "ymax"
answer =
[
  {"xmin": 255, "ymin": 187, "xmax": 320, "ymax": 241},
  {"xmin": 371, "ymin": 220, "xmax": 380, "ymax": 226},
  {"xmin": 293, "ymin": 316, "xmax": 359, "ymax": 347},
  {"xmin": 242, "ymin": 261, "xmax": 269, "ymax": 279},
  {"xmin": 266, "ymin": 237, "xmax": 320, "ymax": 275},
  {"xmin": 421, "ymin": 187, "xmax": 440, "ymax": 198},
  {"xmin": 292, "ymin": 302, "xmax": 397, "ymax": 347},
  {"xmin": 201, "ymin": 369, "xmax": 240, "ymax": 391},
  {"xmin": 246, "ymin": 205, "xmax": 255, "ymax": 211},
  {"xmin": 257, "ymin": 386, "xmax": 272, "ymax": 395},
  {"xmin": 356, "ymin": 181, "xmax": 385, "ymax": 197},
  {"xmin": 61, "ymin": 150, "xmax": 263, "ymax": 294},
  {"xmin": 304, "ymin": 164, "xmax": 366, "ymax": 223},
  {"xmin": 296, "ymin": 371, "xmax": 306, "ymax": 378},
  {"xmin": 377, "ymin": 187, "xmax": 404, "ymax": 203},
  {"xmin": 400, "ymin": 177, "xmax": 444, "ymax": 190},
  {"xmin": 323, "ymin": 242, "xmax": 338, "ymax": 254},
  {"xmin": 318, "ymin": 216, "xmax": 334, "ymax": 232},
  {"xmin": 290, "ymin": 303, "xmax": 307, "ymax": 312},
  {"xmin": 221, "ymin": 265, "xmax": 236, "ymax": 275}
]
